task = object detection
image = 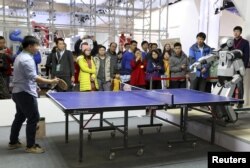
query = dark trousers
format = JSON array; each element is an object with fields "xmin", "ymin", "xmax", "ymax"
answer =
[
  {"xmin": 170, "ymin": 80, "xmax": 186, "ymax": 88},
  {"xmin": 146, "ymin": 80, "xmax": 161, "ymax": 90},
  {"xmin": 236, "ymin": 78, "xmax": 244, "ymax": 104},
  {"xmin": 151, "ymin": 80, "xmax": 162, "ymax": 89},
  {"xmin": 97, "ymin": 79, "xmax": 111, "ymax": 91},
  {"xmin": 205, "ymin": 81, "xmax": 217, "ymax": 93},
  {"xmin": 190, "ymin": 77, "xmax": 207, "ymax": 92},
  {"xmin": 10, "ymin": 92, "xmax": 40, "ymax": 147},
  {"xmin": 0, "ymin": 75, "xmax": 10, "ymax": 99}
]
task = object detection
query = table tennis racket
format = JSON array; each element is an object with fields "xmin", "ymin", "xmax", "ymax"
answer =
[
  {"xmin": 57, "ymin": 79, "xmax": 68, "ymax": 90},
  {"xmin": 50, "ymin": 78, "xmax": 68, "ymax": 91}
]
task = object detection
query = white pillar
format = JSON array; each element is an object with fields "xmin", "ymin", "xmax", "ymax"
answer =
[
  {"xmin": 199, "ymin": 0, "xmax": 222, "ymax": 49},
  {"xmin": 198, "ymin": 0, "xmax": 209, "ymax": 34},
  {"xmin": 207, "ymin": 0, "xmax": 222, "ymax": 49}
]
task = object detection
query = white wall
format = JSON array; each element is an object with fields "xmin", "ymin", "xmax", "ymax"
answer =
[{"xmin": 219, "ymin": 11, "xmax": 244, "ymax": 37}]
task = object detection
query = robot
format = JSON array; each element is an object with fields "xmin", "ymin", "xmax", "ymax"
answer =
[{"xmin": 190, "ymin": 39, "xmax": 245, "ymax": 123}]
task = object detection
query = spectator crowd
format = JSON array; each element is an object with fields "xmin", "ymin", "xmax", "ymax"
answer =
[{"xmin": 0, "ymin": 26, "xmax": 249, "ymax": 110}]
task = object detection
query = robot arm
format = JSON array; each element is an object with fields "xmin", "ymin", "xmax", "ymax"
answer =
[
  {"xmin": 231, "ymin": 74, "xmax": 242, "ymax": 84},
  {"xmin": 232, "ymin": 50, "xmax": 245, "ymax": 77},
  {"xmin": 190, "ymin": 49, "xmax": 245, "ymax": 76},
  {"xmin": 224, "ymin": 74, "xmax": 242, "ymax": 88},
  {"xmin": 190, "ymin": 52, "xmax": 218, "ymax": 71},
  {"xmin": 220, "ymin": 49, "xmax": 245, "ymax": 77},
  {"xmin": 227, "ymin": 50, "xmax": 245, "ymax": 77}
]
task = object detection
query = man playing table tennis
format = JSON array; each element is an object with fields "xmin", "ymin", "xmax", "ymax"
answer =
[{"xmin": 9, "ymin": 36, "xmax": 59, "ymax": 153}]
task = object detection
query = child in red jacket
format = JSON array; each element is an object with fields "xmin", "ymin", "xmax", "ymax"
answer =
[{"xmin": 130, "ymin": 49, "xmax": 147, "ymax": 88}]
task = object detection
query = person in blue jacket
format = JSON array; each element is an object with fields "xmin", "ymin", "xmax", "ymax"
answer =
[
  {"xmin": 120, "ymin": 40, "xmax": 137, "ymax": 82},
  {"xmin": 189, "ymin": 32, "xmax": 212, "ymax": 92}
]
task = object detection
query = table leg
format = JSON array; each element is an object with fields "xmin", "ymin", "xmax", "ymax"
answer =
[
  {"xmin": 182, "ymin": 106, "xmax": 188, "ymax": 140},
  {"xmin": 100, "ymin": 112, "xmax": 103, "ymax": 127},
  {"xmin": 180, "ymin": 108, "xmax": 184, "ymax": 132},
  {"xmin": 79, "ymin": 113, "xmax": 84, "ymax": 162},
  {"xmin": 109, "ymin": 110, "xmax": 144, "ymax": 160},
  {"xmin": 124, "ymin": 110, "xmax": 128, "ymax": 148},
  {"xmin": 137, "ymin": 108, "xmax": 163, "ymax": 133},
  {"xmin": 65, "ymin": 112, "xmax": 69, "ymax": 143},
  {"xmin": 211, "ymin": 116, "xmax": 215, "ymax": 144},
  {"xmin": 167, "ymin": 106, "xmax": 197, "ymax": 148}
]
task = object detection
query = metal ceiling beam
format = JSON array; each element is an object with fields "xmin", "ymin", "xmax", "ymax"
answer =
[{"xmin": 3, "ymin": 0, "xmax": 145, "ymax": 13}]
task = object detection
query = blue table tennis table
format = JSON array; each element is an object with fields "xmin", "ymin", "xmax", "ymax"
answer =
[{"xmin": 47, "ymin": 88, "xmax": 243, "ymax": 162}]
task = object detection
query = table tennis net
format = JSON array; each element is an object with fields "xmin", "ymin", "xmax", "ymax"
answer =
[
  {"xmin": 120, "ymin": 83, "xmax": 174, "ymax": 106},
  {"xmin": 120, "ymin": 83, "xmax": 146, "ymax": 91}
]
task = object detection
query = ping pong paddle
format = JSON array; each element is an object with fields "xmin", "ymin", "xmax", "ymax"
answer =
[
  {"xmin": 50, "ymin": 78, "xmax": 68, "ymax": 91},
  {"xmin": 57, "ymin": 79, "xmax": 68, "ymax": 90}
]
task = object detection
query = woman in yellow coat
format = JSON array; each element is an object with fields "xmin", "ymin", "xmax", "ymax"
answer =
[{"xmin": 77, "ymin": 44, "xmax": 99, "ymax": 91}]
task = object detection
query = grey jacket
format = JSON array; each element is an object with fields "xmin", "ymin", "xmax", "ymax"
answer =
[
  {"xmin": 170, "ymin": 52, "xmax": 189, "ymax": 80},
  {"xmin": 93, "ymin": 55, "xmax": 114, "ymax": 82},
  {"xmin": 106, "ymin": 49, "xmax": 118, "ymax": 71}
]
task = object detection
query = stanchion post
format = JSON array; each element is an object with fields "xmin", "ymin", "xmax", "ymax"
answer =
[{"xmin": 150, "ymin": 77, "xmax": 153, "ymax": 90}]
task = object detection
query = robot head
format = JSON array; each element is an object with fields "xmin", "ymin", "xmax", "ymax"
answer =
[
  {"xmin": 226, "ymin": 38, "xmax": 234, "ymax": 48},
  {"xmin": 219, "ymin": 37, "xmax": 234, "ymax": 50}
]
